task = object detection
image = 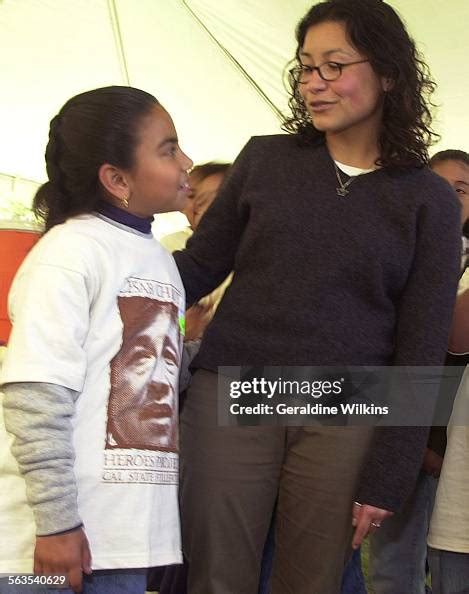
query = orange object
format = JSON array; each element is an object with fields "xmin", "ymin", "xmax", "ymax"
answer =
[{"xmin": 0, "ymin": 223, "xmax": 41, "ymax": 344}]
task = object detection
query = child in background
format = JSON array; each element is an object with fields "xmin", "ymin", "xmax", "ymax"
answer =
[
  {"xmin": 161, "ymin": 162, "xmax": 232, "ymax": 342},
  {"xmin": 0, "ymin": 85, "xmax": 192, "ymax": 594},
  {"xmin": 427, "ymin": 151, "xmax": 469, "ymax": 594}
]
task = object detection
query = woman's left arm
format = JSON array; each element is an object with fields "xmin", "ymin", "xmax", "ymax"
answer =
[
  {"xmin": 354, "ymin": 181, "xmax": 462, "ymax": 541},
  {"xmin": 392, "ymin": 188, "xmax": 461, "ymax": 367}
]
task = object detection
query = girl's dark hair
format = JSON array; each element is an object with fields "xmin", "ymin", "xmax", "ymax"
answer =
[
  {"xmin": 282, "ymin": 0, "xmax": 438, "ymax": 168},
  {"xmin": 34, "ymin": 86, "xmax": 159, "ymax": 231}
]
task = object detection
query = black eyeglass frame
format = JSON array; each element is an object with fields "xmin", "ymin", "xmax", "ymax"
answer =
[{"xmin": 290, "ymin": 59, "xmax": 370, "ymax": 83}]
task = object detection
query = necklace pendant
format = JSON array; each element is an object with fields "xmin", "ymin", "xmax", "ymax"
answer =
[{"xmin": 336, "ymin": 187, "xmax": 349, "ymax": 197}]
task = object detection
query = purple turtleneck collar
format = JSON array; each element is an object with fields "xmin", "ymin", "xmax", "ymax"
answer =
[{"xmin": 96, "ymin": 201, "xmax": 154, "ymax": 234}]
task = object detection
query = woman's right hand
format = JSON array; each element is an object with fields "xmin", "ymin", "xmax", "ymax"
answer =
[
  {"xmin": 351, "ymin": 502, "xmax": 393, "ymax": 549},
  {"xmin": 34, "ymin": 527, "xmax": 92, "ymax": 593}
]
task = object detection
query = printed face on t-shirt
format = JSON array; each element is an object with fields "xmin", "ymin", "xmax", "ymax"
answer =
[{"xmin": 106, "ymin": 295, "xmax": 179, "ymax": 452}]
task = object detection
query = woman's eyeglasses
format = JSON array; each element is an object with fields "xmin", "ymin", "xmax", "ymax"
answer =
[{"xmin": 290, "ymin": 59, "xmax": 369, "ymax": 83}]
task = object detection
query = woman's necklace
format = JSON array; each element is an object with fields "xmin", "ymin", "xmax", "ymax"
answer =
[{"xmin": 333, "ymin": 162, "xmax": 356, "ymax": 197}]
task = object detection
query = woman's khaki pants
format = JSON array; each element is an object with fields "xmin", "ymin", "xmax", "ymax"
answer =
[{"xmin": 180, "ymin": 370, "xmax": 374, "ymax": 594}]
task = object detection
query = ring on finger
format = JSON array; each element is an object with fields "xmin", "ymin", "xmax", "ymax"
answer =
[{"xmin": 370, "ymin": 521, "xmax": 381, "ymax": 528}]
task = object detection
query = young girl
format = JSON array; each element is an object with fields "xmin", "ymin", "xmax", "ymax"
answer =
[
  {"xmin": 0, "ymin": 86, "xmax": 192, "ymax": 593},
  {"xmin": 173, "ymin": 1, "xmax": 462, "ymax": 593}
]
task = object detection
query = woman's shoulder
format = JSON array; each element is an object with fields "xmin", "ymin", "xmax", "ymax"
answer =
[
  {"xmin": 389, "ymin": 166, "xmax": 460, "ymax": 210},
  {"xmin": 393, "ymin": 165, "xmax": 452, "ymax": 193},
  {"xmin": 248, "ymin": 133, "xmax": 312, "ymax": 152},
  {"xmin": 244, "ymin": 133, "xmax": 324, "ymax": 169}
]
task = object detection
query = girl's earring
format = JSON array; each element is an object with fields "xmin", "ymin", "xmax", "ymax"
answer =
[{"xmin": 121, "ymin": 195, "xmax": 129, "ymax": 209}]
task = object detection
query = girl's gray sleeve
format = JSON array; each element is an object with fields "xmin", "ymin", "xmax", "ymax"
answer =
[{"xmin": 2, "ymin": 381, "xmax": 82, "ymax": 536}]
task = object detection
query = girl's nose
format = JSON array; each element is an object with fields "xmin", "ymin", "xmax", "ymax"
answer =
[{"xmin": 182, "ymin": 152, "xmax": 193, "ymax": 171}]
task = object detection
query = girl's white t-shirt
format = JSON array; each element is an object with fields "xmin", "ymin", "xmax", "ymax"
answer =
[{"xmin": 0, "ymin": 214, "xmax": 184, "ymax": 571}]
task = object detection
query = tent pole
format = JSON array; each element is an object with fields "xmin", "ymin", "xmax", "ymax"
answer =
[
  {"xmin": 181, "ymin": 0, "xmax": 284, "ymax": 122},
  {"xmin": 107, "ymin": 0, "xmax": 131, "ymax": 86}
]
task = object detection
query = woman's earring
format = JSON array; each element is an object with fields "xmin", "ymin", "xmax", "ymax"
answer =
[{"xmin": 121, "ymin": 195, "xmax": 129, "ymax": 209}]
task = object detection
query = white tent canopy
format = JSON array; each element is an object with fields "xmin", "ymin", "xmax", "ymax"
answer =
[
  {"xmin": 1, "ymin": 0, "xmax": 468, "ymax": 230},
  {"xmin": 0, "ymin": 0, "xmax": 309, "ymax": 182}
]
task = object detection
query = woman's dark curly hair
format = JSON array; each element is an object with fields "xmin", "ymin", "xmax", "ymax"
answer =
[
  {"xmin": 33, "ymin": 86, "xmax": 159, "ymax": 231},
  {"xmin": 282, "ymin": 0, "xmax": 439, "ymax": 168}
]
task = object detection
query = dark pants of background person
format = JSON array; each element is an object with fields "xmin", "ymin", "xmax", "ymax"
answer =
[
  {"xmin": 179, "ymin": 369, "xmax": 374, "ymax": 594},
  {"xmin": 369, "ymin": 471, "xmax": 437, "ymax": 594},
  {"xmin": 428, "ymin": 549, "xmax": 469, "ymax": 594}
]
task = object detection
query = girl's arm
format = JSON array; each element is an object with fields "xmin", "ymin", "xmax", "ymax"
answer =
[
  {"xmin": 1, "ymin": 239, "xmax": 96, "ymax": 590},
  {"xmin": 3, "ymin": 382, "xmax": 91, "ymax": 592},
  {"xmin": 3, "ymin": 382, "xmax": 81, "ymax": 534},
  {"xmin": 3, "ymin": 382, "xmax": 92, "ymax": 593}
]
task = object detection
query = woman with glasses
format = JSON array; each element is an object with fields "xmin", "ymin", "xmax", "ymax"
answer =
[{"xmin": 174, "ymin": 1, "xmax": 462, "ymax": 592}]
